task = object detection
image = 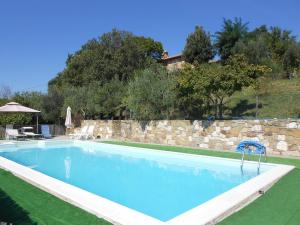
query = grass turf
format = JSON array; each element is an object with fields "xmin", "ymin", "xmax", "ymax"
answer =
[
  {"xmin": 102, "ymin": 141, "xmax": 300, "ymax": 168},
  {"xmin": 0, "ymin": 169, "xmax": 112, "ymax": 225},
  {"xmin": 103, "ymin": 141, "xmax": 300, "ymax": 225}
]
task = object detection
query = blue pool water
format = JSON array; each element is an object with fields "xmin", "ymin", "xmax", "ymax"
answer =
[{"xmin": 0, "ymin": 141, "xmax": 273, "ymax": 221}]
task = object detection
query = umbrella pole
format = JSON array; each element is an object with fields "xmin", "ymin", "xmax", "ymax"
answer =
[{"xmin": 36, "ymin": 114, "xmax": 39, "ymax": 133}]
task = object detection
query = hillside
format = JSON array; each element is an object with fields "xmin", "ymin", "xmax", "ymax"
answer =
[{"xmin": 227, "ymin": 78, "xmax": 300, "ymax": 119}]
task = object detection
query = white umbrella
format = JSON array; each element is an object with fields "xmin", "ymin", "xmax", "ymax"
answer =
[
  {"xmin": 0, "ymin": 102, "xmax": 40, "ymax": 113},
  {"xmin": 65, "ymin": 106, "xmax": 72, "ymax": 128},
  {"xmin": 0, "ymin": 102, "xmax": 40, "ymax": 132}
]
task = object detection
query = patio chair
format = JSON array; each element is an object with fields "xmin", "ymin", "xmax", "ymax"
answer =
[
  {"xmin": 41, "ymin": 125, "xmax": 52, "ymax": 138},
  {"xmin": 5, "ymin": 124, "xmax": 13, "ymax": 139},
  {"xmin": 69, "ymin": 125, "xmax": 88, "ymax": 139},
  {"xmin": 5, "ymin": 129, "xmax": 27, "ymax": 140},
  {"xmin": 83, "ymin": 125, "xmax": 95, "ymax": 140}
]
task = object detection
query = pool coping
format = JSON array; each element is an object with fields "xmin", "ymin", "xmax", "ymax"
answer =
[{"xmin": 0, "ymin": 140, "xmax": 295, "ymax": 225}]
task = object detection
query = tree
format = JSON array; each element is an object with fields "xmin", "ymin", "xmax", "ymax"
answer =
[
  {"xmin": 177, "ymin": 55, "xmax": 271, "ymax": 119},
  {"xmin": 132, "ymin": 36, "xmax": 164, "ymax": 61},
  {"xmin": 176, "ymin": 64, "xmax": 207, "ymax": 119},
  {"xmin": 215, "ymin": 18, "xmax": 248, "ymax": 61},
  {"xmin": 49, "ymin": 29, "xmax": 164, "ymax": 89},
  {"xmin": 42, "ymin": 87, "xmax": 64, "ymax": 123},
  {"xmin": 178, "ymin": 63, "xmax": 236, "ymax": 119},
  {"xmin": 183, "ymin": 26, "xmax": 215, "ymax": 64},
  {"xmin": 283, "ymin": 43, "xmax": 300, "ymax": 78},
  {"xmin": 62, "ymin": 86, "xmax": 92, "ymax": 119},
  {"xmin": 0, "ymin": 113, "xmax": 32, "ymax": 126},
  {"xmin": 231, "ymin": 25, "xmax": 298, "ymax": 79},
  {"xmin": 126, "ymin": 64, "xmax": 176, "ymax": 120},
  {"xmin": 61, "ymin": 80, "xmax": 127, "ymax": 120},
  {"xmin": 13, "ymin": 91, "xmax": 44, "ymax": 112},
  {"xmin": 92, "ymin": 80, "xmax": 127, "ymax": 119},
  {"xmin": 251, "ymin": 76, "xmax": 270, "ymax": 118},
  {"xmin": 268, "ymin": 27, "xmax": 296, "ymax": 61},
  {"xmin": 227, "ymin": 55, "xmax": 271, "ymax": 118},
  {"xmin": 232, "ymin": 36, "xmax": 270, "ymax": 65}
]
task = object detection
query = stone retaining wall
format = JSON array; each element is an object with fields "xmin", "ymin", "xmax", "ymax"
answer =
[{"xmin": 81, "ymin": 119, "xmax": 300, "ymax": 157}]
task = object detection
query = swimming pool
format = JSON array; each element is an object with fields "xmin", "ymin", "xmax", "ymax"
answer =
[{"xmin": 0, "ymin": 141, "xmax": 294, "ymax": 225}]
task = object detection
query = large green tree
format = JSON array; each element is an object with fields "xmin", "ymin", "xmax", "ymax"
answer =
[
  {"xmin": 62, "ymin": 86, "xmax": 93, "ymax": 119},
  {"xmin": 283, "ymin": 43, "xmax": 300, "ymax": 77},
  {"xmin": 62, "ymin": 80, "xmax": 126, "ymax": 120},
  {"xmin": 91, "ymin": 80, "xmax": 127, "ymax": 119},
  {"xmin": 126, "ymin": 64, "xmax": 176, "ymax": 120},
  {"xmin": 177, "ymin": 55, "xmax": 270, "ymax": 118},
  {"xmin": 176, "ymin": 64, "xmax": 206, "ymax": 119},
  {"xmin": 49, "ymin": 29, "xmax": 163, "ymax": 88},
  {"xmin": 232, "ymin": 25, "xmax": 297, "ymax": 67},
  {"xmin": 0, "ymin": 113, "xmax": 32, "ymax": 126},
  {"xmin": 13, "ymin": 92, "xmax": 44, "ymax": 112},
  {"xmin": 233, "ymin": 36, "xmax": 270, "ymax": 65},
  {"xmin": 268, "ymin": 27, "xmax": 296, "ymax": 61},
  {"xmin": 215, "ymin": 18, "xmax": 248, "ymax": 61},
  {"xmin": 183, "ymin": 26, "xmax": 215, "ymax": 64},
  {"xmin": 42, "ymin": 87, "xmax": 64, "ymax": 123}
]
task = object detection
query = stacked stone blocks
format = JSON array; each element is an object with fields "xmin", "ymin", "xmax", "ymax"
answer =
[{"xmin": 81, "ymin": 119, "xmax": 300, "ymax": 157}]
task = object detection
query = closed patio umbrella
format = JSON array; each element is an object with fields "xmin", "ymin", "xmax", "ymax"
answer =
[{"xmin": 65, "ymin": 106, "xmax": 72, "ymax": 128}]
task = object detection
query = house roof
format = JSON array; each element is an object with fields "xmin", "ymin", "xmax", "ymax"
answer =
[{"xmin": 162, "ymin": 53, "xmax": 183, "ymax": 61}]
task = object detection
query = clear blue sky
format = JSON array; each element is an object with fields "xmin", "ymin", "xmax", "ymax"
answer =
[{"xmin": 1, "ymin": 0, "xmax": 299, "ymax": 92}]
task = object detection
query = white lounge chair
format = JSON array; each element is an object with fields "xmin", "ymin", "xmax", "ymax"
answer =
[
  {"xmin": 5, "ymin": 129, "xmax": 27, "ymax": 140},
  {"xmin": 83, "ymin": 125, "xmax": 95, "ymax": 140},
  {"xmin": 23, "ymin": 131, "xmax": 42, "ymax": 139},
  {"xmin": 5, "ymin": 124, "xmax": 13, "ymax": 139},
  {"xmin": 69, "ymin": 125, "xmax": 88, "ymax": 139},
  {"xmin": 21, "ymin": 127, "xmax": 42, "ymax": 139}
]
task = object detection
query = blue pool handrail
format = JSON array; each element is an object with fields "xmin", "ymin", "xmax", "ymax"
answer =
[
  {"xmin": 236, "ymin": 140, "xmax": 266, "ymax": 155},
  {"xmin": 236, "ymin": 140, "xmax": 266, "ymax": 171}
]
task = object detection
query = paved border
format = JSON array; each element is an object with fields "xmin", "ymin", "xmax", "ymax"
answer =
[{"xmin": 0, "ymin": 140, "xmax": 294, "ymax": 225}]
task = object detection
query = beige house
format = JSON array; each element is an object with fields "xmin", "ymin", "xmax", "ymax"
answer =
[
  {"xmin": 161, "ymin": 51, "xmax": 185, "ymax": 70},
  {"xmin": 162, "ymin": 51, "xmax": 218, "ymax": 70}
]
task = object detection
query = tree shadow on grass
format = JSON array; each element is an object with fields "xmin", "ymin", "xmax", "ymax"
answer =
[
  {"xmin": 0, "ymin": 188, "xmax": 37, "ymax": 225},
  {"xmin": 230, "ymin": 99, "xmax": 257, "ymax": 118}
]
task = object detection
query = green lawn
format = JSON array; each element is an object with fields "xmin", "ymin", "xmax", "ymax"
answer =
[
  {"xmin": 1, "ymin": 140, "xmax": 300, "ymax": 225},
  {"xmin": 0, "ymin": 169, "xmax": 112, "ymax": 225},
  {"xmin": 103, "ymin": 141, "xmax": 300, "ymax": 168}
]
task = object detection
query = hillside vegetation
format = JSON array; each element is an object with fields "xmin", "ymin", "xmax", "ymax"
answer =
[
  {"xmin": 228, "ymin": 78, "xmax": 300, "ymax": 118},
  {"xmin": 1, "ymin": 18, "xmax": 300, "ymax": 125}
]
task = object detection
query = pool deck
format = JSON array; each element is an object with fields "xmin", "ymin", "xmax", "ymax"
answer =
[{"xmin": 0, "ymin": 140, "xmax": 294, "ymax": 225}]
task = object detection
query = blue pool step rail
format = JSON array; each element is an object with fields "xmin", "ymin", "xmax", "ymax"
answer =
[{"xmin": 236, "ymin": 140, "xmax": 267, "ymax": 171}]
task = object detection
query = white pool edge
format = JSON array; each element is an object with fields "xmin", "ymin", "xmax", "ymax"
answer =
[
  {"xmin": 0, "ymin": 140, "xmax": 295, "ymax": 225},
  {"xmin": 167, "ymin": 164, "xmax": 293, "ymax": 225},
  {"xmin": 0, "ymin": 156, "xmax": 164, "ymax": 225}
]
